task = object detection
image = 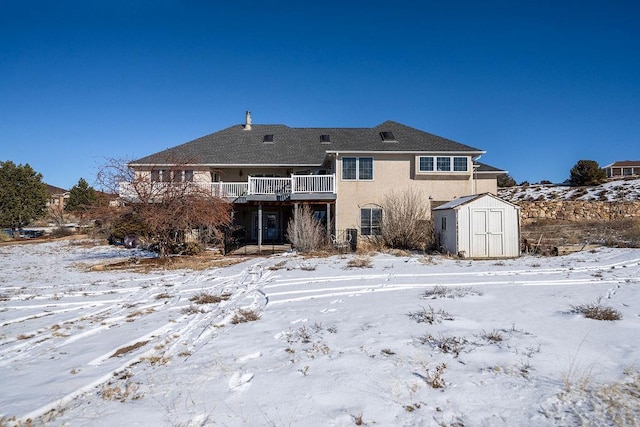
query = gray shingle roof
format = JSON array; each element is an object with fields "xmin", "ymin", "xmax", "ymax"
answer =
[
  {"xmin": 130, "ymin": 120, "xmax": 485, "ymax": 167},
  {"xmin": 474, "ymin": 162, "xmax": 506, "ymax": 173}
]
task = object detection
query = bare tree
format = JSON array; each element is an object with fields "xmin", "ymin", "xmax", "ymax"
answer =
[
  {"xmin": 380, "ymin": 188, "xmax": 433, "ymax": 250},
  {"xmin": 96, "ymin": 158, "xmax": 232, "ymax": 256},
  {"xmin": 286, "ymin": 204, "xmax": 325, "ymax": 253}
]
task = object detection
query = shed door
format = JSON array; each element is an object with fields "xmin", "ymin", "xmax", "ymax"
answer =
[{"xmin": 470, "ymin": 208, "xmax": 505, "ymax": 257}]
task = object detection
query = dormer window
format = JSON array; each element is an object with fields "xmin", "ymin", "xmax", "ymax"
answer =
[
  {"xmin": 320, "ymin": 134, "xmax": 331, "ymax": 143},
  {"xmin": 380, "ymin": 131, "xmax": 396, "ymax": 142},
  {"xmin": 263, "ymin": 134, "xmax": 274, "ymax": 143}
]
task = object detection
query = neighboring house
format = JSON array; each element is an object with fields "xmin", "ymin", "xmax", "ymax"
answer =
[
  {"xmin": 433, "ymin": 193, "xmax": 520, "ymax": 258},
  {"xmin": 602, "ymin": 161, "xmax": 640, "ymax": 178},
  {"xmin": 123, "ymin": 112, "xmax": 507, "ymax": 247},
  {"xmin": 46, "ymin": 184, "xmax": 69, "ymax": 210}
]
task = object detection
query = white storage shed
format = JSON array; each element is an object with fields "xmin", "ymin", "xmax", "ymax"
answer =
[{"xmin": 433, "ymin": 193, "xmax": 520, "ymax": 258}]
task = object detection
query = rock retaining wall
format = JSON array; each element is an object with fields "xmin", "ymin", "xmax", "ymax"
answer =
[{"xmin": 516, "ymin": 201, "xmax": 640, "ymax": 224}]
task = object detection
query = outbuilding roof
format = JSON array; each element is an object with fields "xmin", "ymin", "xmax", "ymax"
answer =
[{"xmin": 433, "ymin": 193, "xmax": 519, "ymax": 210}]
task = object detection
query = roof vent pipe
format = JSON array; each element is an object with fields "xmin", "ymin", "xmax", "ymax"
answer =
[{"xmin": 244, "ymin": 110, "xmax": 252, "ymax": 130}]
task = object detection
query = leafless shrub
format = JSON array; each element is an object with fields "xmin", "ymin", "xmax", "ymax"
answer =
[
  {"xmin": 415, "ymin": 363, "xmax": 447, "ymax": 389},
  {"xmin": 286, "ymin": 204, "xmax": 326, "ymax": 253},
  {"xmin": 95, "ymin": 157, "xmax": 232, "ymax": 256},
  {"xmin": 353, "ymin": 413, "xmax": 364, "ymax": 425},
  {"xmin": 571, "ymin": 298, "xmax": 622, "ymax": 321},
  {"xmin": 381, "ymin": 348, "xmax": 396, "ymax": 356},
  {"xmin": 481, "ymin": 329, "xmax": 504, "ymax": 343},
  {"xmin": 189, "ymin": 292, "xmax": 231, "ymax": 304},
  {"xmin": 231, "ymin": 308, "xmax": 261, "ymax": 324},
  {"xmin": 408, "ymin": 306, "xmax": 454, "ymax": 324},
  {"xmin": 420, "ymin": 334, "xmax": 467, "ymax": 357},
  {"xmin": 155, "ymin": 292, "xmax": 172, "ymax": 300},
  {"xmin": 296, "ymin": 326, "xmax": 312, "ymax": 343},
  {"xmin": 380, "ymin": 188, "xmax": 434, "ymax": 250}
]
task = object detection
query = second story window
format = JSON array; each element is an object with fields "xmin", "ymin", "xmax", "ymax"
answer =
[
  {"xmin": 150, "ymin": 169, "xmax": 195, "ymax": 182},
  {"xmin": 436, "ymin": 157, "xmax": 451, "ymax": 172},
  {"xmin": 342, "ymin": 157, "xmax": 374, "ymax": 181},
  {"xmin": 419, "ymin": 157, "xmax": 434, "ymax": 172},
  {"xmin": 418, "ymin": 156, "xmax": 468, "ymax": 173},
  {"xmin": 453, "ymin": 157, "xmax": 468, "ymax": 171}
]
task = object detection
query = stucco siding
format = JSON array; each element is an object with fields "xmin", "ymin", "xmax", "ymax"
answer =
[{"xmin": 334, "ymin": 153, "xmax": 476, "ymax": 232}]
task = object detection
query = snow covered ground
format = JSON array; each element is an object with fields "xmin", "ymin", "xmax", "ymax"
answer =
[
  {"xmin": 1, "ymin": 240, "xmax": 639, "ymax": 426},
  {"xmin": 498, "ymin": 178, "xmax": 640, "ymax": 202}
]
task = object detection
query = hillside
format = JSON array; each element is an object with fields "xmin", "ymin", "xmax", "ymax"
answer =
[{"xmin": 498, "ymin": 178, "xmax": 640, "ymax": 202}]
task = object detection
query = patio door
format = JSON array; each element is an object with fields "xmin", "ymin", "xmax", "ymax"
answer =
[{"xmin": 251, "ymin": 211, "xmax": 279, "ymax": 242}]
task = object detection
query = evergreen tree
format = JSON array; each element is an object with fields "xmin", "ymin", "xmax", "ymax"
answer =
[
  {"xmin": 0, "ymin": 161, "xmax": 49, "ymax": 234},
  {"xmin": 497, "ymin": 174, "xmax": 516, "ymax": 187},
  {"xmin": 569, "ymin": 160, "xmax": 606, "ymax": 186},
  {"xmin": 65, "ymin": 177, "xmax": 98, "ymax": 212}
]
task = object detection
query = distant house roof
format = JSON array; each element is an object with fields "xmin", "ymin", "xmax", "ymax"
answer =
[
  {"xmin": 130, "ymin": 120, "xmax": 487, "ymax": 167},
  {"xmin": 46, "ymin": 184, "xmax": 68, "ymax": 195},
  {"xmin": 433, "ymin": 193, "xmax": 519, "ymax": 210},
  {"xmin": 602, "ymin": 160, "xmax": 640, "ymax": 168}
]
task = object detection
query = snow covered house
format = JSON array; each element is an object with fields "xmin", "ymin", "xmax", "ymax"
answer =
[
  {"xmin": 121, "ymin": 112, "xmax": 507, "ymax": 248},
  {"xmin": 433, "ymin": 193, "xmax": 520, "ymax": 258}
]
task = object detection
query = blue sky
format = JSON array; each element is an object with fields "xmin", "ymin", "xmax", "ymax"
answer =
[{"xmin": 1, "ymin": 1, "xmax": 638, "ymax": 189}]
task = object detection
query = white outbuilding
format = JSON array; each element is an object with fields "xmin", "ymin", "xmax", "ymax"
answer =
[{"xmin": 433, "ymin": 193, "xmax": 520, "ymax": 258}]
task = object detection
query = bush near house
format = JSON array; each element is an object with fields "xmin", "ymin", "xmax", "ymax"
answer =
[{"xmin": 380, "ymin": 188, "xmax": 434, "ymax": 251}]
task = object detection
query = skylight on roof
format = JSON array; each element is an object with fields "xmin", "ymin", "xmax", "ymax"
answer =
[
  {"xmin": 263, "ymin": 134, "xmax": 274, "ymax": 143},
  {"xmin": 320, "ymin": 134, "xmax": 331, "ymax": 143},
  {"xmin": 380, "ymin": 131, "xmax": 396, "ymax": 142}
]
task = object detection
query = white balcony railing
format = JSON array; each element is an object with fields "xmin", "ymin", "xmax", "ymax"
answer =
[
  {"xmin": 249, "ymin": 177, "xmax": 292, "ymax": 195},
  {"xmin": 119, "ymin": 174, "xmax": 335, "ymax": 201}
]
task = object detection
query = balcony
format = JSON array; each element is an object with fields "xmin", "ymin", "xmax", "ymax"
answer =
[{"xmin": 119, "ymin": 174, "xmax": 336, "ymax": 203}]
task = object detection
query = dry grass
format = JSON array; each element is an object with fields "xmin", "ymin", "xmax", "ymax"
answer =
[
  {"xmin": 420, "ymin": 334, "xmax": 467, "ymax": 357},
  {"xmin": 189, "ymin": 292, "xmax": 231, "ymax": 304},
  {"xmin": 521, "ymin": 219, "xmax": 640, "ymax": 254},
  {"xmin": 181, "ymin": 304, "xmax": 205, "ymax": 315},
  {"xmin": 422, "ymin": 285, "xmax": 481, "ymax": 299},
  {"xmin": 99, "ymin": 381, "xmax": 143, "ymax": 402},
  {"xmin": 571, "ymin": 300, "xmax": 622, "ymax": 321},
  {"xmin": 346, "ymin": 256, "xmax": 372, "ymax": 268},
  {"xmin": 481, "ymin": 329, "xmax": 504, "ymax": 343},
  {"xmin": 110, "ymin": 340, "xmax": 149, "ymax": 358},
  {"xmin": 98, "ymin": 252, "xmax": 248, "ymax": 272},
  {"xmin": 231, "ymin": 308, "xmax": 261, "ymax": 324},
  {"xmin": 16, "ymin": 333, "xmax": 35, "ymax": 340},
  {"xmin": 545, "ymin": 368, "xmax": 640, "ymax": 425},
  {"xmin": 142, "ymin": 355, "xmax": 169, "ymax": 366},
  {"xmin": 408, "ymin": 306, "xmax": 454, "ymax": 324}
]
